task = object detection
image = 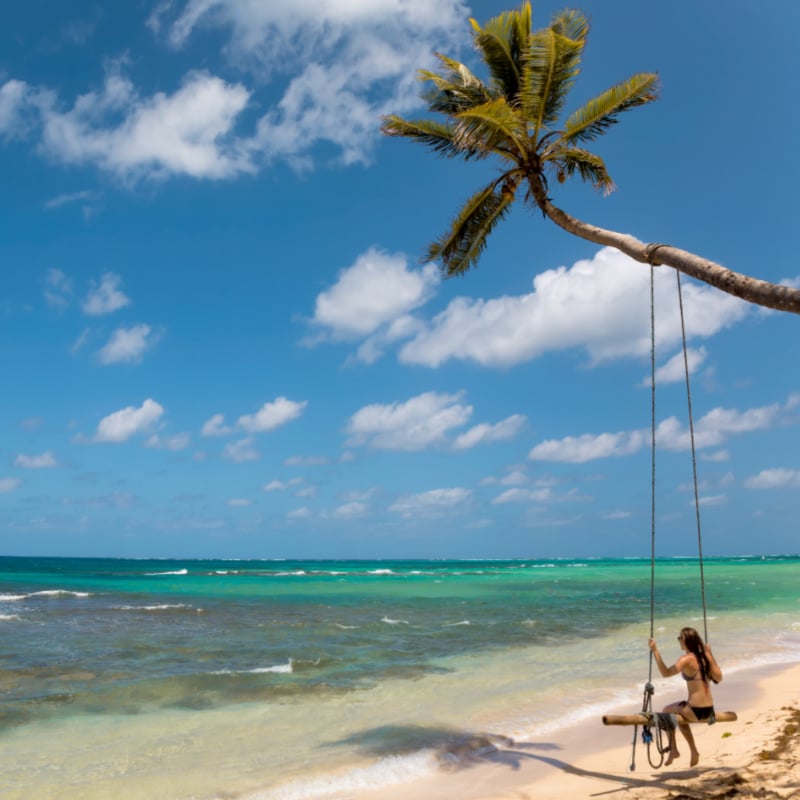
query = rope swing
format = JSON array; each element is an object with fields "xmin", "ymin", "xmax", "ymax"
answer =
[{"xmin": 601, "ymin": 264, "xmax": 737, "ymax": 767}]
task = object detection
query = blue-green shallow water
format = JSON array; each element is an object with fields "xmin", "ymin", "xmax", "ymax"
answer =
[{"xmin": 1, "ymin": 556, "xmax": 799, "ymax": 799}]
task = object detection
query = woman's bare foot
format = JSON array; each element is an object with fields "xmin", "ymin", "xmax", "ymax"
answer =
[
  {"xmin": 690, "ymin": 751, "xmax": 700, "ymax": 767},
  {"xmin": 664, "ymin": 749, "xmax": 679, "ymax": 766}
]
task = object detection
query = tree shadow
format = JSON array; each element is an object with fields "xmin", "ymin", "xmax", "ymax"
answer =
[{"xmin": 325, "ymin": 724, "xmax": 743, "ymax": 794}]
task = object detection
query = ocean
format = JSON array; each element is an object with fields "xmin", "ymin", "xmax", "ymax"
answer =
[{"xmin": 1, "ymin": 555, "xmax": 798, "ymax": 799}]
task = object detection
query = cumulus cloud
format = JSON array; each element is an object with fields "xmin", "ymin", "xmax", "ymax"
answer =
[
  {"xmin": 201, "ymin": 413, "xmax": 232, "ymax": 437},
  {"xmin": 238, "ymin": 397, "xmax": 307, "ymax": 433},
  {"xmin": 400, "ymin": 248, "xmax": 749, "ymax": 368},
  {"xmin": 529, "ymin": 395, "xmax": 798, "ymax": 463},
  {"xmin": 744, "ymin": 468, "xmax": 800, "ymax": 489},
  {"xmin": 641, "ymin": 347, "xmax": 708, "ymax": 388},
  {"xmin": 0, "ymin": 80, "xmax": 32, "ymax": 138},
  {"xmin": 491, "ymin": 487, "xmax": 554, "ymax": 504},
  {"xmin": 287, "ymin": 507, "xmax": 312, "ymax": 519},
  {"xmin": 44, "ymin": 268, "xmax": 73, "ymax": 308},
  {"xmin": 452, "ymin": 414, "xmax": 526, "ymax": 450},
  {"xmin": 346, "ymin": 391, "xmax": 472, "ymax": 451},
  {"xmin": 82, "ymin": 273, "xmax": 131, "ymax": 315},
  {"xmin": 227, "ymin": 498, "xmax": 253, "ymax": 507},
  {"xmin": 38, "ymin": 66, "xmax": 253, "ymax": 181},
  {"xmin": 15, "ymin": 451, "xmax": 57, "ymax": 468},
  {"xmin": 97, "ymin": 324, "xmax": 158, "ymax": 364},
  {"xmin": 530, "ymin": 430, "xmax": 646, "ymax": 464},
  {"xmin": 330, "ymin": 502, "xmax": 368, "ymax": 519},
  {"xmin": 145, "ymin": 433, "xmax": 191, "ymax": 451},
  {"xmin": 151, "ymin": 0, "xmax": 468, "ymax": 169},
  {"xmin": 308, "ymin": 248, "xmax": 438, "ymax": 357},
  {"xmin": 284, "ymin": 455, "xmax": 328, "ymax": 467},
  {"xmin": 264, "ymin": 478, "xmax": 304, "ymax": 492},
  {"xmin": 389, "ymin": 487, "xmax": 471, "ymax": 518},
  {"xmin": 0, "ymin": 477, "xmax": 22, "ymax": 492},
  {"xmin": 92, "ymin": 398, "xmax": 164, "ymax": 443},
  {"xmin": 223, "ymin": 437, "xmax": 260, "ymax": 463}
]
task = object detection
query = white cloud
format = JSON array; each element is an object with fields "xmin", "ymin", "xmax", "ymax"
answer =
[
  {"xmin": 296, "ymin": 485, "xmax": 317, "ymax": 498},
  {"xmin": 530, "ymin": 430, "xmax": 646, "ymax": 463},
  {"xmin": 153, "ymin": 0, "xmax": 468, "ymax": 169},
  {"xmin": 15, "ymin": 451, "xmax": 57, "ymax": 468},
  {"xmin": 97, "ymin": 324, "xmax": 158, "ymax": 364},
  {"xmin": 400, "ymin": 248, "xmax": 749, "ymax": 368},
  {"xmin": 227, "ymin": 498, "xmax": 253, "ymax": 507},
  {"xmin": 529, "ymin": 395, "xmax": 797, "ymax": 463},
  {"xmin": 330, "ymin": 502, "xmax": 368, "ymax": 519},
  {"xmin": 309, "ymin": 248, "xmax": 438, "ymax": 344},
  {"xmin": 0, "ymin": 80, "xmax": 31, "ymax": 138},
  {"xmin": 698, "ymin": 494, "xmax": 727, "ymax": 507},
  {"xmin": 44, "ymin": 268, "xmax": 72, "ymax": 308},
  {"xmin": 83, "ymin": 273, "xmax": 131, "ymax": 316},
  {"xmin": 238, "ymin": 397, "xmax": 307, "ymax": 433},
  {"xmin": 602, "ymin": 510, "xmax": 633, "ymax": 520},
  {"xmin": 389, "ymin": 487, "xmax": 471, "ymax": 518},
  {"xmin": 38, "ymin": 67, "xmax": 253, "ymax": 181},
  {"xmin": 223, "ymin": 437, "xmax": 260, "ymax": 463},
  {"xmin": 492, "ymin": 487, "xmax": 553, "ymax": 504},
  {"xmin": 93, "ymin": 398, "xmax": 164, "ymax": 443},
  {"xmin": 201, "ymin": 413, "xmax": 232, "ymax": 437},
  {"xmin": 146, "ymin": 433, "xmax": 191, "ymax": 451},
  {"xmin": 346, "ymin": 391, "xmax": 472, "ymax": 451},
  {"xmin": 656, "ymin": 402, "xmax": 785, "ymax": 451},
  {"xmin": 452, "ymin": 414, "xmax": 526, "ymax": 450},
  {"xmin": 640, "ymin": 347, "xmax": 708, "ymax": 388},
  {"xmin": 45, "ymin": 190, "xmax": 95, "ymax": 209},
  {"xmin": 287, "ymin": 507, "xmax": 312, "ymax": 519},
  {"xmin": 264, "ymin": 478, "xmax": 304, "ymax": 492},
  {"xmin": 744, "ymin": 468, "xmax": 800, "ymax": 489},
  {"xmin": 284, "ymin": 455, "xmax": 328, "ymax": 466},
  {"xmin": 701, "ymin": 450, "xmax": 730, "ymax": 462},
  {"xmin": 0, "ymin": 477, "xmax": 22, "ymax": 493}
]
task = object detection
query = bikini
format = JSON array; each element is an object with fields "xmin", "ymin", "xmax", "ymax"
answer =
[{"xmin": 680, "ymin": 670, "xmax": 715, "ymax": 720}]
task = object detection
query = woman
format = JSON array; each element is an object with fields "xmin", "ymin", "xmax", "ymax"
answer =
[{"xmin": 648, "ymin": 627, "xmax": 723, "ymax": 766}]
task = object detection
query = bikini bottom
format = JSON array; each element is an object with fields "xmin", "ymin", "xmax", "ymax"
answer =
[{"xmin": 680, "ymin": 700, "xmax": 715, "ymax": 720}]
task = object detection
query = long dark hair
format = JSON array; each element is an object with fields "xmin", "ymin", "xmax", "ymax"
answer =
[{"xmin": 680, "ymin": 627, "xmax": 712, "ymax": 683}]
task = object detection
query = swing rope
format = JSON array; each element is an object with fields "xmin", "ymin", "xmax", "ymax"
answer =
[
  {"xmin": 676, "ymin": 271, "xmax": 709, "ymax": 643},
  {"xmin": 631, "ymin": 266, "xmax": 709, "ymax": 771}
]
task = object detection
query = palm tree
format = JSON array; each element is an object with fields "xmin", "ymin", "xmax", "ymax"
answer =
[{"xmin": 381, "ymin": 2, "xmax": 800, "ymax": 314}]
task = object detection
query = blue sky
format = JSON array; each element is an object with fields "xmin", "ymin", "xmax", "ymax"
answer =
[{"xmin": 1, "ymin": 0, "xmax": 798, "ymax": 559}]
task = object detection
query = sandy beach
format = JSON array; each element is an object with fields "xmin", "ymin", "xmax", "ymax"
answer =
[{"xmin": 355, "ymin": 661, "xmax": 800, "ymax": 800}]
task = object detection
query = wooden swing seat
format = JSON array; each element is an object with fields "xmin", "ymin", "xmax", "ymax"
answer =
[{"xmin": 603, "ymin": 711, "xmax": 737, "ymax": 726}]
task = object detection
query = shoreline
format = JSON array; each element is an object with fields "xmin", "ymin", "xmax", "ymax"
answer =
[{"xmin": 347, "ymin": 659, "xmax": 800, "ymax": 800}]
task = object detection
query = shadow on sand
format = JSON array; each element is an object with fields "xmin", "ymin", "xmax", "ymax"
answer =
[{"xmin": 326, "ymin": 723, "xmax": 745, "ymax": 796}]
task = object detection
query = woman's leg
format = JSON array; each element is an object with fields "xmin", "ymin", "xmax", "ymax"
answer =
[{"xmin": 662, "ymin": 701, "xmax": 700, "ymax": 766}]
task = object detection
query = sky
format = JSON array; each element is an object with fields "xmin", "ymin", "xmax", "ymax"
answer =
[{"xmin": 1, "ymin": 0, "xmax": 798, "ymax": 560}]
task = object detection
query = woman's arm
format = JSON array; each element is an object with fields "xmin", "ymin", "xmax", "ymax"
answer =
[
  {"xmin": 706, "ymin": 643, "xmax": 723, "ymax": 683},
  {"xmin": 648, "ymin": 638, "xmax": 679, "ymax": 677}
]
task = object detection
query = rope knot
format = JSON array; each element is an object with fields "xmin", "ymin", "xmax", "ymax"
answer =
[{"xmin": 644, "ymin": 243, "xmax": 668, "ymax": 265}]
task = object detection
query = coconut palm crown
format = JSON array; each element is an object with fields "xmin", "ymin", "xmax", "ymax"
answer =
[{"xmin": 382, "ymin": 2, "xmax": 800, "ymax": 314}]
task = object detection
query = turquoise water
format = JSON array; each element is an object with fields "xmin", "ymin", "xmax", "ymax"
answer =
[{"xmin": 1, "ymin": 556, "xmax": 799, "ymax": 799}]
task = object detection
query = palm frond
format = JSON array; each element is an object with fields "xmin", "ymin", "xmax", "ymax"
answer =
[
  {"xmin": 453, "ymin": 98, "xmax": 527, "ymax": 160},
  {"xmin": 549, "ymin": 146, "xmax": 615, "ymax": 194},
  {"xmin": 470, "ymin": 2, "xmax": 531, "ymax": 102},
  {"xmin": 562, "ymin": 73, "xmax": 659, "ymax": 144},
  {"xmin": 381, "ymin": 116, "xmax": 481, "ymax": 160},
  {"xmin": 427, "ymin": 179, "xmax": 517, "ymax": 276},
  {"xmin": 549, "ymin": 8, "xmax": 589, "ymax": 45},
  {"xmin": 520, "ymin": 23, "xmax": 585, "ymax": 139},
  {"xmin": 419, "ymin": 55, "xmax": 494, "ymax": 115}
]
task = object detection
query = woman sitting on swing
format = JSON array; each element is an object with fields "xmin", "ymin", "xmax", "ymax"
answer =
[{"xmin": 648, "ymin": 627, "xmax": 723, "ymax": 766}]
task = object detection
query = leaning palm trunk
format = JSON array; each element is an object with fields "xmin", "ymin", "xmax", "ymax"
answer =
[
  {"xmin": 539, "ymin": 195, "xmax": 799, "ymax": 313},
  {"xmin": 382, "ymin": 2, "xmax": 800, "ymax": 315}
]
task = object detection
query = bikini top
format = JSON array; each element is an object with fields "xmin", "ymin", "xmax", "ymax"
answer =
[{"xmin": 681, "ymin": 670, "xmax": 702, "ymax": 682}]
